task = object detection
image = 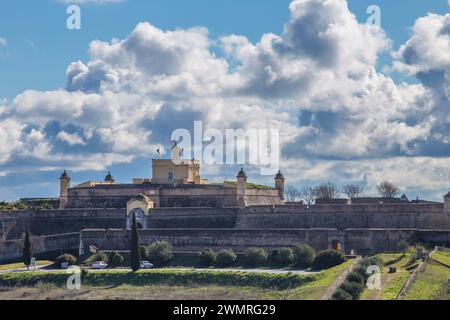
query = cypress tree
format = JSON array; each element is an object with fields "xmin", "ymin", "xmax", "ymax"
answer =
[
  {"xmin": 23, "ymin": 227, "xmax": 33, "ymax": 270},
  {"xmin": 130, "ymin": 212, "xmax": 141, "ymax": 271}
]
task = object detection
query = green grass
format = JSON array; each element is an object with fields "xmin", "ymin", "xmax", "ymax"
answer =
[
  {"xmin": 0, "ymin": 283, "xmax": 285, "ymax": 300},
  {"xmin": 430, "ymin": 251, "xmax": 450, "ymax": 267},
  {"xmin": 0, "ymin": 260, "xmax": 353, "ymax": 300},
  {"xmin": 287, "ymin": 259, "xmax": 354, "ymax": 300},
  {"xmin": 0, "ymin": 269, "xmax": 317, "ymax": 290},
  {"xmin": 359, "ymin": 252, "xmax": 415, "ymax": 300},
  {"xmin": 0, "ymin": 261, "xmax": 52, "ymax": 271},
  {"xmin": 404, "ymin": 262, "xmax": 450, "ymax": 300},
  {"xmin": 224, "ymin": 181, "xmax": 271, "ymax": 189}
]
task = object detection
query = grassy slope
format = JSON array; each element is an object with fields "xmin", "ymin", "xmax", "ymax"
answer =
[
  {"xmin": 404, "ymin": 261, "xmax": 450, "ymax": 300},
  {"xmin": 0, "ymin": 269, "xmax": 317, "ymax": 290},
  {"xmin": 430, "ymin": 251, "xmax": 450, "ymax": 266},
  {"xmin": 287, "ymin": 259, "xmax": 354, "ymax": 300},
  {"xmin": 359, "ymin": 253, "xmax": 415, "ymax": 300},
  {"xmin": 0, "ymin": 283, "xmax": 275, "ymax": 300},
  {"xmin": 0, "ymin": 261, "xmax": 52, "ymax": 271},
  {"xmin": 0, "ymin": 261, "xmax": 352, "ymax": 300}
]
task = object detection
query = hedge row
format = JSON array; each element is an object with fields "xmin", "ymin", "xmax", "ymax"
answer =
[
  {"xmin": 332, "ymin": 256, "xmax": 382, "ymax": 300},
  {"xmin": 200, "ymin": 246, "xmax": 347, "ymax": 270}
]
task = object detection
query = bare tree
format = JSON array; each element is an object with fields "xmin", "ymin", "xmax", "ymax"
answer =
[
  {"xmin": 314, "ymin": 182, "xmax": 339, "ymax": 200},
  {"xmin": 376, "ymin": 181, "xmax": 400, "ymax": 198},
  {"xmin": 342, "ymin": 184, "xmax": 364, "ymax": 199},
  {"xmin": 300, "ymin": 186, "xmax": 316, "ymax": 205},
  {"xmin": 285, "ymin": 185, "xmax": 301, "ymax": 202}
]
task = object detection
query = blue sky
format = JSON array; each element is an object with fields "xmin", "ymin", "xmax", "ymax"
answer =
[
  {"xmin": 1, "ymin": 0, "xmax": 448, "ymax": 100},
  {"xmin": 0, "ymin": 0, "xmax": 449, "ymax": 200}
]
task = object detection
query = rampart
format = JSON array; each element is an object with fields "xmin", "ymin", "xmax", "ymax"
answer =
[
  {"xmin": 236, "ymin": 204, "xmax": 450, "ymax": 230},
  {"xmin": 0, "ymin": 208, "xmax": 126, "ymax": 240},
  {"xmin": 80, "ymin": 228, "xmax": 450, "ymax": 256},
  {"xmin": 0, "ymin": 233, "xmax": 79, "ymax": 263}
]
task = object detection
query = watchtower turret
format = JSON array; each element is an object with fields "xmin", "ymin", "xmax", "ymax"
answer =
[
  {"xmin": 275, "ymin": 170, "xmax": 285, "ymax": 202},
  {"xmin": 59, "ymin": 170, "xmax": 70, "ymax": 209},
  {"xmin": 236, "ymin": 168, "xmax": 247, "ymax": 208}
]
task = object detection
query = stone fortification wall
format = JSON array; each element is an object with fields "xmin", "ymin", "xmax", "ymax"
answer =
[
  {"xmin": 80, "ymin": 228, "xmax": 333, "ymax": 253},
  {"xmin": 0, "ymin": 209, "xmax": 126, "ymax": 240},
  {"xmin": 0, "ymin": 233, "xmax": 79, "ymax": 263},
  {"xmin": 145, "ymin": 207, "xmax": 239, "ymax": 228},
  {"xmin": 80, "ymin": 228, "xmax": 450, "ymax": 256},
  {"xmin": 236, "ymin": 204, "xmax": 450, "ymax": 230}
]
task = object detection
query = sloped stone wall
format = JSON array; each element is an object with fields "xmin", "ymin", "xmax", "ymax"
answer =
[
  {"xmin": 0, "ymin": 233, "xmax": 79, "ymax": 263},
  {"xmin": 0, "ymin": 209, "xmax": 126, "ymax": 240}
]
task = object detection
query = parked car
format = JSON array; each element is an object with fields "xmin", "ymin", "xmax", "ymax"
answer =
[
  {"xmin": 140, "ymin": 261, "xmax": 154, "ymax": 269},
  {"xmin": 92, "ymin": 261, "xmax": 108, "ymax": 269}
]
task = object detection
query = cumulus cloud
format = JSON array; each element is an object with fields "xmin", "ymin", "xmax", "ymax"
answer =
[
  {"xmin": 0, "ymin": 37, "xmax": 7, "ymax": 48},
  {"xmin": 57, "ymin": 131, "xmax": 86, "ymax": 146},
  {"xmin": 1, "ymin": 0, "xmax": 450, "ymax": 199}
]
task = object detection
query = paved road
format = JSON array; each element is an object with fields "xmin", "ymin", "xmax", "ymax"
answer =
[{"xmin": 0, "ymin": 264, "xmax": 52, "ymax": 274}]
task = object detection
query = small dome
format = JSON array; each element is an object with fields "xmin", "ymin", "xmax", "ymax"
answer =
[
  {"xmin": 237, "ymin": 168, "xmax": 247, "ymax": 179},
  {"xmin": 105, "ymin": 171, "xmax": 115, "ymax": 182},
  {"xmin": 60, "ymin": 170, "xmax": 70, "ymax": 179},
  {"xmin": 275, "ymin": 170, "xmax": 284, "ymax": 180}
]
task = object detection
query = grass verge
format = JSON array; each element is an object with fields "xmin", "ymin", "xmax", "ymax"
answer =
[{"xmin": 0, "ymin": 269, "xmax": 317, "ymax": 290}]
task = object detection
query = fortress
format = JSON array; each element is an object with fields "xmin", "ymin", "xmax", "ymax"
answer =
[{"xmin": 1, "ymin": 143, "xmax": 450, "ymax": 262}]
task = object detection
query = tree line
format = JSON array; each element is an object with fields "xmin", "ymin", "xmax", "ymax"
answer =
[{"xmin": 285, "ymin": 180, "xmax": 401, "ymax": 204}]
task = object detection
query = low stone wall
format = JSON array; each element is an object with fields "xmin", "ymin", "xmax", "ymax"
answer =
[{"xmin": 0, "ymin": 233, "xmax": 79, "ymax": 263}]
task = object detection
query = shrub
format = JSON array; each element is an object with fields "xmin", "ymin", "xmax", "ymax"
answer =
[
  {"xmin": 332, "ymin": 288, "xmax": 353, "ymax": 300},
  {"xmin": 215, "ymin": 249, "xmax": 237, "ymax": 267},
  {"xmin": 56, "ymin": 254, "xmax": 77, "ymax": 266},
  {"xmin": 340, "ymin": 280, "xmax": 365, "ymax": 299},
  {"xmin": 148, "ymin": 241, "xmax": 173, "ymax": 267},
  {"xmin": 109, "ymin": 251, "xmax": 124, "ymax": 268},
  {"xmin": 270, "ymin": 248, "xmax": 294, "ymax": 266},
  {"xmin": 199, "ymin": 248, "xmax": 217, "ymax": 267},
  {"xmin": 347, "ymin": 271, "xmax": 365, "ymax": 284},
  {"xmin": 243, "ymin": 248, "xmax": 268, "ymax": 267},
  {"xmin": 293, "ymin": 244, "xmax": 315, "ymax": 269},
  {"xmin": 139, "ymin": 245, "xmax": 149, "ymax": 260},
  {"xmin": 89, "ymin": 252, "xmax": 109, "ymax": 263},
  {"xmin": 312, "ymin": 250, "xmax": 347, "ymax": 270}
]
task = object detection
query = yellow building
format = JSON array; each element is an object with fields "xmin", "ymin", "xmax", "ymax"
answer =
[{"xmin": 150, "ymin": 143, "xmax": 207, "ymax": 184}]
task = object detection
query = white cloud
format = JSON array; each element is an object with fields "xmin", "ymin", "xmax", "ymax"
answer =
[
  {"xmin": 0, "ymin": 37, "xmax": 7, "ymax": 48},
  {"xmin": 57, "ymin": 131, "xmax": 86, "ymax": 146},
  {"xmin": 1, "ymin": 0, "xmax": 450, "ymax": 200}
]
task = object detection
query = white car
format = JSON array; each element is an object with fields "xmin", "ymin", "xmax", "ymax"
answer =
[
  {"xmin": 140, "ymin": 261, "xmax": 154, "ymax": 269},
  {"xmin": 92, "ymin": 261, "xmax": 108, "ymax": 269}
]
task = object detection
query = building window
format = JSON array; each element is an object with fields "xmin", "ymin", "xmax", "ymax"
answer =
[{"xmin": 168, "ymin": 171, "xmax": 173, "ymax": 181}]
